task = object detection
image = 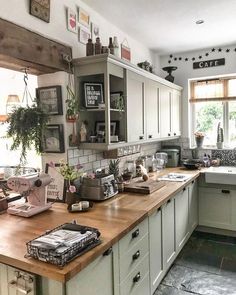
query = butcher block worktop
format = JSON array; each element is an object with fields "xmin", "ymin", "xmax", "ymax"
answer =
[{"xmin": 0, "ymin": 168, "xmax": 200, "ymax": 283}]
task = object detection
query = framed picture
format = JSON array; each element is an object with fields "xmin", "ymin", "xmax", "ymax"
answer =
[
  {"xmin": 36, "ymin": 85, "xmax": 63, "ymax": 115},
  {"xmin": 84, "ymin": 82, "xmax": 104, "ymax": 108},
  {"xmin": 79, "ymin": 26, "xmax": 91, "ymax": 44},
  {"xmin": 95, "ymin": 121, "xmax": 119, "ymax": 136},
  {"xmin": 41, "ymin": 124, "xmax": 65, "ymax": 153},
  {"xmin": 45, "ymin": 163, "xmax": 66, "ymax": 202},
  {"xmin": 67, "ymin": 7, "xmax": 77, "ymax": 33},
  {"xmin": 121, "ymin": 39, "xmax": 131, "ymax": 61},
  {"xmin": 91, "ymin": 22, "xmax": 99, "ymax": 41},
  {"xmin": 110, "ymin": 92, "xmax": 124, "ymax": 109},
  {"xmin": 29, "ymin": 0, "xmax": 50, "ymax": 23},
  {"xmin": 78, "ymin": 7, "xmax": 90, "ymax": 27}
]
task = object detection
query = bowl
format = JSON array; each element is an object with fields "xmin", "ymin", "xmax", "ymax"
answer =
[{"xmin": 182, "ymin": 160, "xmax": 201, "ymax": 170}]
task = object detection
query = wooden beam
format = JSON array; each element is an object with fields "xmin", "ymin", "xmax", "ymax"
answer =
[{"xmin": 0, "ymin": 18, "xmax": 72, "ymax": 75}]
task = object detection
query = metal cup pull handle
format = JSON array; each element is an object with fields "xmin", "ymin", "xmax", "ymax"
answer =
[{"xmin": 9, "ymin": 280, "xmax": 32, "ymax": 294}]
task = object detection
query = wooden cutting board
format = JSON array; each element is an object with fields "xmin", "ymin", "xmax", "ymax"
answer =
[{"xmin": 124, "ymin": 179, "xmax": 166, "ymax": 194}]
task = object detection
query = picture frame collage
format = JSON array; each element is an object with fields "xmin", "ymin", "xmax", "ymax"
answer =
[
  {"xmin": 66, "ymin": 6, "xmax": 99, "ymax": 45},
  {"xmin": 36, "ymin": 85, "xmax": 65, "ymax": 153}
]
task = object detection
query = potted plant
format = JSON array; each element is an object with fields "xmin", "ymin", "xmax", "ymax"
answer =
[
  {"xmin": 194, "ymin": 131, "xmax": 204, "ymax": 148},
  {"xmin": 6, "ymin": 105, "xmax": 49, "ymax": 164},
  {"xmin": 216, "ymin": 122, "xmax": 224, "ymax": 149}
]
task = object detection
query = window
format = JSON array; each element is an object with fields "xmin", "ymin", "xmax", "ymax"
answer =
[{"xmin": 190, "ymin": 77, "xmax": 236, "ymax": 148}]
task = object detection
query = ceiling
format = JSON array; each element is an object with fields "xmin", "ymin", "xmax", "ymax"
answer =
[{"xmin": 82, "ymin": 0, "xmax": 236, "ymax": 55}]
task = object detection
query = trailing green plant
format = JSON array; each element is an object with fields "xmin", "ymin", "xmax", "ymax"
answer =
[
  {"xmin": 66, "ymin": 84, "xmax": 78, "ymax": 120},
  {"xmin": 6, "ymin": 105, "xmax": 49, "ymax": 164},
  {"xmin": 108, "ymin": 159, "xmax": 120, "ymax": 180}
]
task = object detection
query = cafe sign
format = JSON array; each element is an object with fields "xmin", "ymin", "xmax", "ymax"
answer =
[{"xmin": 193, "ymin": 58, "xmax": 225, "ymax": 69}]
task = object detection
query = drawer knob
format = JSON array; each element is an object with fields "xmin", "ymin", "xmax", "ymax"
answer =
[
  {"xmin": 148, "ymin": 135, "xmax": 153, "ymax": 139},
  {"xmin": 132, "ymin": 229, "xmax": 139, "ymax": 239},
  {"xmin": 174, "ymin": 132, "xmax": 176, "ymax": 136},
  {"xmin": 168, "ymin": 133, "xmax": 171, "ymax": 136},
  {"xmin": 167, "ymin": 199, "xmax": 171, "ymax": 204},
  {"xmin": 222, "ymin": 189, "xmax": 230, "ymax": 194},
  {"xmin": 139, "ymin": 136, "xmax": 144, "ymax": 140},
  {"xmin": 132, "ymin": 250, "xmax": 140, "ymax": 261},
  {"xmin": 133, "ymin": 272, "xmax": 141, "ymax": 283},
  {"xmin": 183, "ymin": 187, "xmax": 186, "ymax": 191}
]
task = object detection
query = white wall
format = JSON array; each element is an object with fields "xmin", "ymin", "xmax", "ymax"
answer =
[
  {"xmin": 0, "ymin": 0, "xmax": 154, "ymax": 65},
  {"xmin": 157, "ymin": 44, "xmax": 236, "ymax": 137}
]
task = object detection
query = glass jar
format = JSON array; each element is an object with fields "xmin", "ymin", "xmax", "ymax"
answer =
[
  {"xmin": 124, "ymin": 160, "xmax": 136, "ymax": 177},
  {"xmin": 146, "ymin": 155, "xmax": 153, "ymax": 172}
]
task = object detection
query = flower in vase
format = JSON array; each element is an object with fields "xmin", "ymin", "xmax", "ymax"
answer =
[{"xmin": 194, "ymin": 131, "xmax": 204, "ymax": 138}]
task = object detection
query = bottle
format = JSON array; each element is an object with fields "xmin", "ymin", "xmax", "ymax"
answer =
[
  {"xmin": 108, "ymin": 37, "xmax": 114, "ymax": 55},
  {"xmin": 86, "ymin": 39, "xmax": 94, "ymax": 56},
  {"xmin": 113, "ymin": 36, "xmax": 119, "ymax": 57},
  {"xmin": 94, "ymin": 37, "xmax": 101, "ymax": 55}
]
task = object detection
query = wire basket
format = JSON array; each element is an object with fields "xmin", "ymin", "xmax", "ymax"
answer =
[{"xmin": 25, "ymin": 223, "xmax": 101, "ymax": 267}]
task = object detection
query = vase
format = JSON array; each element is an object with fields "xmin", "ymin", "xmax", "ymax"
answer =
[
  {"xmin": 162, "ymin": 66, "xmax": 178, "ymax": 83},
  {"xmin": 65, "ymin": 191, "xmax": 78, "ymax": 209},
  {"xmin": 195, "ymin": 136, "xmax": 204, "ymax": 148}
]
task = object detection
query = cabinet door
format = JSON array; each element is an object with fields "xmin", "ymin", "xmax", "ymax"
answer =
[
  {"xmin": 175, "ymin": 188, "xmax": 189, "ymax": 252},
  {"xmin": 160, "ymin": 85, "xmax": 171, "ymax": 138},
  {"xmin": 199, "ymin": 187, "xmax": 232, "ymax": 230},
  {"xmin": 145, "ymin": 80, "xmax": 160, "ymax": 140},
  {"xmin": 67, "ymin": 245, "xmax": 119, "ymax": 295},
  {"xmin": 171, "ymin": 89, "xmax": 181, "ymax": 136},
  {"xmin": 162, "ymin": 198, "xmax": 176, "ymax": 270},
  {"xmin": 149, "ymin": 208, "xmax": 163, "ymax": 294},
  {"xmin": 188, "ymin": 180, "xmax": 198, "ymax": 234},
  {"xmin": 126, "ymin": 70, "xmax": 145, "ymax": 142}
]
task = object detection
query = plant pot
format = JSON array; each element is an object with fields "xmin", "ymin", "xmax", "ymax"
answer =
[
  {"xmin": 195, "ymin": 137, "xmax": 204, "ymax": 148},
  {"xmin": 65, "ymin": 192, "xmax": 78, "ymax": 209},
  {"xmin": 216, "ymin": 142, "xmax": 223, "ymax": 149}
]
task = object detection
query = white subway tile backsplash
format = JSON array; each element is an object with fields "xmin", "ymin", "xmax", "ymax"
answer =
[
  {"xmin": 68, "ymin": 157, "xmax": 78, "ymax": 166},
  {"xmin": 73, "ymin": 149, "xmax": 80, "ymax": 157},
  {"xmin": 92, "ymin": 161, "xmax": 101, "ymax": 170},
  {"xmin": 83, "ymin": 162, "xmax": 93, "ymax": 172},
  {"xmin": 83, "ymin": 149, "xmax": 93, "ymax": 156},
  {"xmin": 89, "ymin": 154, "xmax": 97, "ymax": 162},
  {"xmin": 67, "ymin": 149, "xmax": 74, "ymax": 159},
  {"xmin": 79, "ymin": 156, "xmax": 89, "ymax": 164}
]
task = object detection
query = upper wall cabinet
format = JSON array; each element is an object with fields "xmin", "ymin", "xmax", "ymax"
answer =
[
  {"xmin": 73, "ymin": 54, "xmax": 182, "ymax": 150},
  {"xmin": 160, "ymin": 86, "xmax": 181, "ymax": 139}
]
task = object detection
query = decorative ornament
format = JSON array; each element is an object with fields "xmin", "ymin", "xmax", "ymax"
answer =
[
  {"xmin": 179, "ymin": 57, "xmax": 182, "ymax": 61},
  {"xmin": 212, "ymin": 48, "xmax": 215, "ymax": 52},
  {"xmin": 162, "ymin": 66, "xmax": 177, "ymax": 83},
  {"xmin": 199, "ymin": 56, "xmax": 202, "ymax": 59},
  {"xmin": 185, "ymin": 58, "xmax": 188, "ymax": 61},
  {"xmin": 226, "ymin": 49, "xmax": 230, "ymax": 53},
  {"xmin": 174, "ymin": 57, "xmax": 177, "ymax": 61},
  {"xmin": 170, "ymin": 54, "xmax": 173, "ymax": 58},
  {"xmin": 218, "ymin": 48, "xmax": 222, "ymax": 52},
  {"xmin": 192, "ymin": 57, "xmax": 195, "ymax": 61},
  {"xmin": 205, "ymin": 53, "xmax": 209, "ymax": 56},
  {"xmin": 168, "ymin": 60, "xmax": 171, "ymax": 64}
]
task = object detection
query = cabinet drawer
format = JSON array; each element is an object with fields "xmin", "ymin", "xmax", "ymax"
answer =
[
  {"xmin": 119, "ymin": 234, "xmax": 149, "ymax": 282},
  {"xmin": 119, "ymin": 218, "xmax": 148, "ymax": 255},
  {"xmin": 120, "ymin": 254, "xmax": 149, "ymax": 295}
]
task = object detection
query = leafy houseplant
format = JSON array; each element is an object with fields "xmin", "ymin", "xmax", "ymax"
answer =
[
  {"xmin": 6, "ymin": 105, "xmax": 49, "ymax": 164},
  {"xmin": 108, "ymin": 159, "xmax": 120, "ymax": 180}
]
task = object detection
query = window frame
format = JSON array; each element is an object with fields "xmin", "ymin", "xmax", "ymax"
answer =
[{"xmin": 190, "ymin": 75, "xmax": 236, "ymax": 148}]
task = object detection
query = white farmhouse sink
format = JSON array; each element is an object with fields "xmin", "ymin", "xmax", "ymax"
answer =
[{"xmin": 205, "ymin": 166, "xmax": 236, "ymax": 185}]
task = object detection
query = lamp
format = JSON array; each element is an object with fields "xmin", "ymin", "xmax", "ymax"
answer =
[{"xmin": 6, "ymin": 94, "xmax": 20, "ymax": 114}]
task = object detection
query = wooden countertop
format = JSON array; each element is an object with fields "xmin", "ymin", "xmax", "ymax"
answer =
[{"xmin": 0, "ymin": 167, "xmax": 200, "ymax": 283}]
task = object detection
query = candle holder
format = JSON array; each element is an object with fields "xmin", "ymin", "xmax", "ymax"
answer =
[{"xmin": 162, "ymin": 66, "xmax": 177, "ymax": 83}]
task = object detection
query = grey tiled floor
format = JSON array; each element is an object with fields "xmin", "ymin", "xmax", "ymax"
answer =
[{"xmin": 154, "ymin": 231, "xmax": 236, "ymax": 295}]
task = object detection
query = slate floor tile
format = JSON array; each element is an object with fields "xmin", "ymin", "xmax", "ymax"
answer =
[
  {"xmin": 200, "ymin": 240, "xmax": 236, "ymax": 259},
  {"xmin": 175, "ymin": 251, "xmax": 222, "ymax": 275},
  {"xmin": 154, "ymin": 284, "xmax": 192, "ymax": 295},
  {"xmin": 162, "ymin": 264, "xmax": 236, "ymax": 295},
  {"xmin": 220, "ymin": 257, "xmax": 236, "ymax": 278}
]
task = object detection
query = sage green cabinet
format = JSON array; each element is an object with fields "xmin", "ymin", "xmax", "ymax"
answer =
[
  {"xmin": 149, "ymin": 208, "xmax": 163, "ymax": 294},
  {"xmin": 126, "ymin": 70, "xmax": 145, "ymax": 143},
  {"xmin": 145, "ymin": 79, "xmax": 161, "ymax": 140},
  {"xmin": 162, "ymin": 198, "xmax": 176, "ymax": 270},
  {"xmin": 188, "ymin": 179, "xmax": 198, "ymax": 234},
  {"xmin": 175, "ymin": 187, "xmax": 189, "ymax": 252}
]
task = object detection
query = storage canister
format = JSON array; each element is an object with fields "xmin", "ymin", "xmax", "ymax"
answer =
[{"xmin": 160, "ymin": 149, "xmax": 179, "ymax": 167}]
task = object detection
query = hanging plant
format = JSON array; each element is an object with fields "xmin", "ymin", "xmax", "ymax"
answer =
[
  {"xmin": 66, "ymin": 61, "xmax": 79, "ymax": 122},
  {"xmin": 6, "ymin": 105, "xmax": 49, "ymax": 164}
]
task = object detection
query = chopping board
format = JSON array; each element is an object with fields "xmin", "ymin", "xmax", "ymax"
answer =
[{"xmin": 124, "ymin": 179, "xmax": 166, "ymax": 194}]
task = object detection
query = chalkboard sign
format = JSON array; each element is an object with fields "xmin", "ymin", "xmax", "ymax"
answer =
[{"xmin": 84, "ymin": 83, "xmax": 104, "ymax": 108}]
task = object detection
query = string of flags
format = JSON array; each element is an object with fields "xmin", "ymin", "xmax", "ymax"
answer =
[{"xmin": 168, "ymin": 47, "xmax": 235, "ymax": 63}]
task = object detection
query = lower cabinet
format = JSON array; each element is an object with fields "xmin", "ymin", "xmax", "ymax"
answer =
[
  {"xmin": 188, "ymin": 179, "xmax": 198, "ymax": 234},
  {"xmin": 149, "ymin": 208, "xmax": 163, "ymax": 294},
  {"xmin": 199, "ymin": 187, "xmax": 236, "ymax": 230},
  {"xmin": 175, "ymin": 187, "xmax": 189, "ymax": 252},
  {"xmin": 0, "ymin": 263, "xmax": 36, "ymax": 295},
  {"xmin": 162, "ymin": 198, "xmax": 176, "ymax": 270}
]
